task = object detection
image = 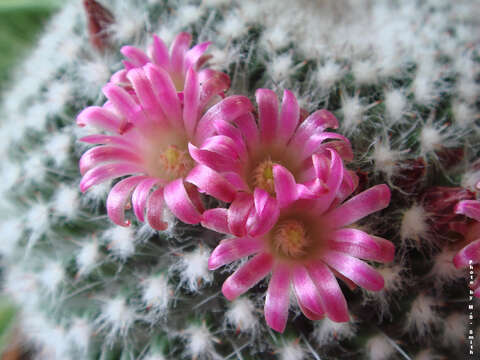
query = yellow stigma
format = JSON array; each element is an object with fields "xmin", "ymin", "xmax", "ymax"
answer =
[
  {"xmin": 157, "ymin": 145, "xmax": 194, "ymax": 180},
  {"xmin": 272, "ymin": 219, "xmax": 310, "ymax": 259},
  {"xmin": 252, "ymin": 159, "xmax": 276, "ymax": 195}
]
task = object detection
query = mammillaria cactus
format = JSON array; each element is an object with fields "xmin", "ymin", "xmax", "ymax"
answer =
[{"xmin": 0, "ymin": 0, "xmax": 479, "ymax": 359}]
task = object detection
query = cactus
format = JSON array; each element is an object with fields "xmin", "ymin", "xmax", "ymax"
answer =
[{"xmin": 0, "ymin": 0, "xmax": 479, "ymax": 359}]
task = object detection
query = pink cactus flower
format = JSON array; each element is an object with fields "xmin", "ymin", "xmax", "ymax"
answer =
[
  {"xmin": 77, "ymin": 40, "xmax": 252, "ymax": 227},
  {"xmin": 453, "ymin": 200, "xmax": 480, "ymax": 297},
  {"xmin": 111, "ymin": 32, "xmax": 221, "ymax": 93},
  {"xmin": 204, "ymin": 150, "xmax": 394, "ymax": 332},
  {"xmin": 190, "ymin": 89, "xmax": 357, "ymax": 236}
]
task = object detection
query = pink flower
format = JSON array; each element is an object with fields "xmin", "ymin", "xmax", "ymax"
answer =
[
  {"xmin": 453, "ymin": 200, "xmax": 480, "ymax": 297},
  {"xmin": 190, "ymin": 89, "xmax": 357, "ymax": 236},
  {"xmin": 111, "ymin": 32, "xmax": 221, "ymax": 92},
  {"xmin": 204, "ymin": 150, "xmax": 394, "ymax": 332},
  {"xmin": 77, "ymin": 37, "xmax": 252, "ymax": 228}
]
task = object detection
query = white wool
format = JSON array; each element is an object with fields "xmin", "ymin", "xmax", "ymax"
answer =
[
  {"xmin": 26, "ymin": 202, "xmax": 50, "ymax": 251},
  {"xmin": 313, "ymin": 317, "xmax": 356, "ymax": 345},
  {"xmin": 457, "ymin": 77, "xmax": 480, "ymax": 104},
  {"xmin": 269, "ymin": 54, "xmax": 293, "ymax": 83},
  {"xmin": 182, "ymin": 323, "xmax": 219, "ymax": 359},
  {"xmin": 78, "ymin": 59, "xmax": 111, "ymax": 97},
  {"xmin": 428, "ymin": 248, "xmax": 465, "ymax": 287},
  {"xmin": 277, "ymin": 340, "xmax": 305, "ymax": 360},
  {"xmin": 400, "ymin": 205, "xmax": 431, "ymax": 249},
  {"xmin": 371, "ymin": 140, "xmax": 404, "ymax": 178},
  {"xmin": 384, "ymin": 89, "xmax": 407, "ymax": 123},
  {"xmin": 104, "ymin": 226, "xmax": 136, "ymax": 259},
  {"xmin": 414, "ymin": 349, "xmax": 441, "ymax": 360},
  {"xmin": 442, "ymin": 313, "xmax": 467, "ymax": 347},
  {"xmin": 141, "ymin": 274, "xmax": 171, "ymax": 315},
  {"xmin": 84, "ymin": 180, "xmax": 112, "ymax": 201},
  {"xmin": 225, "ymin": 297, "xmax": 258, "ymax": 333},
  {"xmin": 25, "ymin": 103, "xmax": 50, "ymax": 132},
  {"xmin": 46, "ymin": 132, "xmax": 71, "ymax": 166},
  {"xmin": 217, "ymin": 12, "xmax": 247, "ymax": 41},
  {"xmin": 353, "ymin": 60, "xmax": 378, "ymax": 85},
  {"xmin": 45, "ymin": 81, "xmax": 72, "ymax": 114},
  {"xmin": 96, "ymin": 297, "xmax": 137, "ymax": 341},
  {"xmin": 0, "ymin": 161, "xmax": 20, "ymax": 196},
  {"xmin": 4, "ymin": 268, "xmax": 39, "ymax": 307},
  {"xmin": 155, "ymin": 26, "xmax": 176, "ymax": 46},
  {"xmin": 262, "ymin": 26, "xmax": 290, "ymax": 51},
  {"xmin": 53, "ymin": 185, "xmax": 79, "ymax": 219},
  {"xmin": 316, "ymin": 61, "xmax": 344, "ymax": 91},
  {"xmin": 39, "ymin": 261, "xmax": 65, "ymax": 293},
  {"xmin": 0, "ymin": 218, "xmax": 22, "ymax": 257},
  {"xmin": 239, "ymin": 1, "xmax": 262, "ymax": 22},
  {"xmin": 203, "ymin": 0, "xmax": 229, "ymax": 7},
  {"xmin": 68, "ymin": 318, "xmax": 91, "ymax": 351},
  {"xmin": 23, "ymin": 152, "xmax": 47, "ymax": 183},
  {"xmin": 404, "ymin": 294, "xmax": 439, "ymax": 338},
  {"xmin": 176, "ymin": 5, "xmax": 204, "ymax": 27},
  {"xmin": 420, "ymin": 124, "xmax": 445, "ymax": 155},
  {"xmin": 412, "ymin": 73, "xmax": 435, "ymax": 105},
  {"xmin": 76, "ymin": 240, "xmax": 100, "ymax": 277},
  {"xmin": 452, "ymin": 101, "xmax": 476, "ymax": 128},
  {"xmin": 366, "ymin": 335, "xmax": 395, "ymax": 360},
  {"xmin": 461, "ymin": 170, "xmax": 480, "ymax": 191},
  {"xmin": 378, "ymin": 265, "xmax": 404, "ymax": 293},
  {"xmin": 341, "ymin": 95, "xmax": 364, "ymax": 131},
  {"xmin": 110, "ymin": 5, "xmax": 146, "ymax": 43},
  {"xmin": 176, "ymin": 247, "xmax": 212, "ymax": 291},
  {"xmin": 34, "ymin": 322, "xmax": 70, "ymax": 360}
]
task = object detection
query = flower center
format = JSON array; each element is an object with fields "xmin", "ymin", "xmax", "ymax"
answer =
[
  {"xmin": 252, "ymin": 159, "xmax": 276, "ymax": 195},
  {"xmin": 156, "ymin": 145, "xmax": 194, "ymax": 180},
  {"xmin": 271, "ymin": 219, "xmax": 310, "ymax": 259}
]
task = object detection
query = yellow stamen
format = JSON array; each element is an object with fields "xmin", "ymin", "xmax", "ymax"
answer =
[
  {"xmin": 252, "ymin": 159, "xmax": 276, "ymax": 195},
  {"xmin": 272, "ymin": 219, "xmax": 310, "ymax": 258},
  {"xmin": 157, "ymin": 145, "xmax": 194, "ymax": 180}
]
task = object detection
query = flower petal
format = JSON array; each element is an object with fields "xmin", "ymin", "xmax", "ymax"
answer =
[
  {"xmin": 183, "ymin": 66, "xmax": 200, "ymax": 138},
  {"xmin": 292, "ymin": 265, "xmax": 325, "ymax": 320},
  {"xmin": 102, "ymin": 83, "xmax": 146, "ymax": 126},
  {"xmin": 199, "ymin": 72, "xmax": 230, "ymax": 110},
  {"xmin": 163, "ymin": 179, "xmax": 202, "ymax": 224},
  {"xmin": 208, "ymin": 236, "xmax": 263, "ymax": 270},
  {"xmin": 213, "ymin": 120, "xmax": 247, "ymax": 161},
  {"xmin": 201, "ymin": 208, "xmax": 229, "ymax": 234},
  {"xmin": 186, "ymin": 164, "xmax": 237, "ymax": 202},
  {"xmin": 222, "ymin": 252, "xmax": 273, "ymax": 300},
  {"xmin": 455, "ymin": 200, "xmax": 480, "ymax": 222},
  {"xmin": 80, "ymin": 163, "xmax": 145, "ymax": 192},
  {"xmin": 107, "ymin": 176, "xmax": 147, "ymax": 226},
  {"xmin": 300, "ymin": 132, "xmax": 351, "ymax": 162},
  {"xmin": 265, "ymin": 263, "xmax": 291, "ymax": 333},
  {"xmin": 150, "ymin": 34, "xmax": 170, "ymax": 70},
  {"xmin": 146, "ymin": 187, "xmax": 168, "ymax": 231},
  {"xmin": 121, "ymin": 46, "xmax": 150, "ymax": 67},
  {"xmin": 248, "ymin": 189, "xmax": 280, "ymax": 237},
  {"xmin": 79, "ymin": 135, "xmax": 135, "ymax": 148},
  {"xmin": 256, "ymin": 89, "xmax": 279, "ymax": 143},
  {"xmin": 312, "ymin": 150, "xmax": 345, "ymax": 214},
  {"xmin": 234, "ymin": 112, "xmax": 260, "ymax": 153},
  {"xmin": 76, "ymin": 106, "xmax": 124, "ymax": 134},
  {"xmin": 322, "ymin": 184, "xmax": 391, "ymax": 228},
  {"xmin": 79, "ymin": 146, "xmax": 142, "ymax": 176},
  {"xmin": 307, "ymin": 260, "xmax": 349, "ymax": 322},
  {"xmin": 278, "ymin": 89, "xmax": 300, "ymax": 145},
  {"xmin": 321, "ymin": 251, "xmax": 384, "ymax": 291},
  {"xmin": 184, "ymin": 41, "xmax": 211, "ymax": 70},
  {"xmin": 131, "ymin": 177, "xmax": 162, "ymax": 222},
  {"xmin": 170, "ymin": 32, "xmax": 192, "ymax": 76},
  {"xmin": 273, "ymin": 164, "xmax": 298, "ymax": 208},
  {"xmin": 188, "ymin": 143, "xmax": 241, "ymax": 173},
  {"xmin": 228, "ymin": 193, "xmax": 254, "ymax": 237},
  {"xmin": 289, "ymin": 109, "xmax": 338, "ymax": 150},
  {"xmin": 453, "ymin": 238, "xmax": 480, "ymax": 268}
]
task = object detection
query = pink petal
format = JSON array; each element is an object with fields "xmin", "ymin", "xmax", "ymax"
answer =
[
  {"xmin": 163, "ymin": 179, "xmax": 202, "ymax": 224},
  {"xmin": 455, "ymin": 200, "xmax": 480, "ymax": 222},
  {"xmin": 208, "ymin": 236, "xmax": 263, "ymax": 270},
  {"xmin": 307, "ymin": 261, "xmax": 349, "ymax": 322},
  {"xmin": 335, "ymin": 170, "xmax": 359, "ymax": 204},
  {"xmin": 131, "ymin": 177, "xmax": 162, "ymax": 222},
  {"xmin": 184, "ymin": 41, "xmax": 211, "ymax": 70},
  {"xmin": 188, "ymin": 143, "xmax": 241, "ymax": 173},
  {"xmin": 201, "ymin": 134, "xmax": 242, "ymax": 160},
  {"xmin": 79, "ymin": 135, "xmax": 135, "ymax": 148},
  {"xmin": 277, "ymin": 89, "xmax": 300, "ymax": 146},
  {"xmin": 222, "ymin": 252, "xmax": 273, "ymax": 300},
  {"xmin": 79, "ymin": 146, "xmax": 142, "ymax": 175},
  {"xmin": 183, "ymin": 67, "xmax": 200, "ymax": 138},
  {"xmin": 228, "ymin": 193, "xmax": 254, "ymax": 237},
  {"xmin": 223, "ymin": 172, "xmax": 250, "ymax": 192},
  {"xmin": 150, "ymin": 35, "xmax": 170, "ymax": 70},
  {"xmin": 256, "ymin": 89, "xmax": 279, "ymax": 143},
  {"xmin": 186, "ymin": 164, "xmax": 237, "ymax": 202},
  {"xmin": 102, "ymin": 83, "xmax": 143, "ymax": 124},
  {"xmin": 312, "ymin": 150, "xmax": 345, "ymax": 214},
  {"xmin": 248, "ymin": 189, "xmax": 280, "ymax": 237},
  {"xmin": 329, "ymin": 228, "xmax": 394, "ymax": 263},
  {"xmin": 195, "ymin": 95, "xmax": 254, "ymax": 145},
  {"xmin": 323, "ymin": 184, "xmax": 391, "ymax": 228},
  {"xmin": 80, "ymin": 163, "xmax": 145, "ymax": 192},
  {"xmin": 453, "ymin": 238, "xmax": 480, "ymax": 268},
  {"xmin": 76, "ymin": 106, "xmax": 124, "ymax": 134},
  {"xmin": 213, "ymin": 120, "xmax": 247, "ymax": 161},
  {"xmin": 265, "ymin": 263, "xmax": 291, "ymax": 333},
  {"xmin": 273, "ymin": 164, "xmax": 298, "ymax": 208},
  {"xmin": 121, "ymin": 46, "xmax": 150, "ymax": 67},
  {"xmin": 321, "ymin": 140, "xmax": 354, "ymax": 162},
  {"xmin": 107, "ymin": 176, "xmax": 147, "ymax": 226},
  {"xmin": 170, "ymin": 32, "xmax": 192, "ymax": 76},
  {"xmin": 292, "ymin": 265, "xmax": 325, "ymax": 320},
  {"xmin": 145, "ymin": 63, "xmax": 182, "ymax": 126},
  {"xmin": 321, "ymin": 251, "xmax": 385, "ymax": 291},
  {"xmin": 199, "ymin": 72, "xmax": 231, "ymax": 110},
  {"xmin": 146, "ymin": 187, "xmax": 168, "ymax": 230},
  {"xmin": 289, "ymin": 110, "xmax": 338, "ymax": 150},
  {"xmin": 300, "ymin": 132, "xmax": 351, "ymax": 162},
  {"xmin": 201, "ymin": 208, "xmax": 229, "ymax": 234},
  {"xmin": 234, "ymin": 112, "xmax": 260, "ymax": 153}
]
